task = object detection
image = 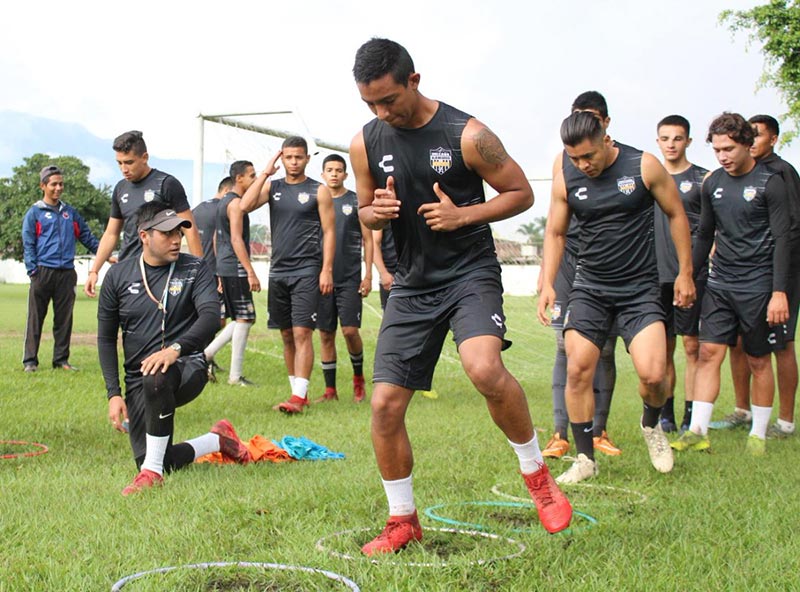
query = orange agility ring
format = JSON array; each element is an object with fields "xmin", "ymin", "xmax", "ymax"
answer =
[{"xmin": 0, "ymin": 440, "xmax": 49, "ymax": 459}]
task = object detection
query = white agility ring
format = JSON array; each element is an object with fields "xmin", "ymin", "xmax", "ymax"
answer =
[
  {"xmin": 315, "ymin": 526, "xmax": 526, "ymax": 567},
  {"xmin": 111, "ymin": 561, "xmax": 360, "ymax": 591},
  {"xmin": 490, "ymin": 481, "xmax": 649, "ymax": 505}
]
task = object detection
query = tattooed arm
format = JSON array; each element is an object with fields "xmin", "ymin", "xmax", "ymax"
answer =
[{"xmin": 418, "ymin": 118, "xmax": 533, "ymax": 231}]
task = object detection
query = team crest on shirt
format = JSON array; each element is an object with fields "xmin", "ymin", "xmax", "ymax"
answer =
[
  {"xmin": 430, "ymin": 147, "xmax": 452, "ymax": 174},
  {"xmin": 679, "ymin": 180, "xmax": 693, "ymax": 194},
  {"xmin": 342, "ymin": 203, "xmax": 353, "ymax": 216},
  {"xmin": 617, "ymin": 176, "xmax": 636, "ymax": 195},
  {"xmin": 298, "ymin": 192, "xmax": 310, "ymax": 204},
  {"xmin": 62, "ymin": 212, "xmax": 70, "ymax": 219},
  {"xmin": 742, "ymin": 186, "xmax": 757, "ymax": 202},
  {"xmin": 144, "ymin": 189, "xmax": 155, "ymax": 202},
  {"xmin": 168, "ymin": 278, "xmax": 183, "ymax": 297}
]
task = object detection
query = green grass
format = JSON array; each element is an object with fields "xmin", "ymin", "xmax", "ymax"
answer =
[{"xmin": 1, "ymin": 283, "xmax": 799, "ymax": 591}]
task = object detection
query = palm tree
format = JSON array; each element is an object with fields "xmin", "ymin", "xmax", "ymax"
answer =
[{"xmin": 517, "ymin": 216, "xmax": 548, "ymax": 246}]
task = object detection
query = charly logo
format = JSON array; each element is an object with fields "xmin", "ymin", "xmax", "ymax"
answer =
[
  {"xmin": 127, "ymin": 282, "xmax": 141, "ymax": 295},
  {"xmin": 144, "ymin": 189, "xmax": 155, "ymax": 202},
  {"xmin": 342, "ymin": 203, "xmax": 353, "ymax": 216},
  {"xmin": 679, "ymin": 180, "xmax": 693, "ymax": 194},
  {"xmin": 575, "ymin": 187, "xmax": 588, "ymax": 201},
  {"xmin": 379, "ymin": 154, "xmax": 394, "ymax": 173},
  {"xmin": 121, "ymin": 193, "xmax": 129, "ymax": 204},
  {"xmin": 44, "ymin": 212, "xmax": 53, "ymax": 219},
  {"xmin": 617, "ymin": 176, "xmax": 636, "ymax": 195},
  {"xmin": 742, "ymin": 186, "xmax": 757, "ymax": 202},
  {"xmin": 298, "ymin": 192, "xmax": 310, "ymax": 204},
  {"xmin": 273, "ymin": 192, "xmax": 281, "ymax": 201},
  {"xmin": 168, "ymin": 278, "xmax": 183, "ymax": 297},
  {"xmin": 491, "ymin": 313, "xmax": 503, "ymax": 328},
  {"xmin": 713, "ymin": 188, "xmax": 724, "ymax": 199},
  {"xmin": 430, "ymin": 147, "xmax": 452, "ymax": 174}
]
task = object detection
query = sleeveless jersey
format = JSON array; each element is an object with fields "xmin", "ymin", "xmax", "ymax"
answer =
[
  {"xmin": 110, "ymin": 169, "xmax": 190, "ymax": 261},
  {"xmin": 192, "ymin": 198, "xmax": 221, "ymax": 275},
  {"xmin": 564, "ymin": 142, "xmax": 657, "ymax": 293},
  {"xmin": 363, "ymin": 102, "xmax": 498, "ymax": 294},
  {"xmin": 331, "ymin": 190, "xmax": 363, "ymax": 286},
  {"xmin": 268, "ymin": 178, "xmax": 322, "ymax": 278},
  {"xmin": 215, "ymin": 192, "xmax": 249, "ymax": 278},
  {"xmin": 654, "ymin": 164, "xmax": 708, "ymax": 283}
]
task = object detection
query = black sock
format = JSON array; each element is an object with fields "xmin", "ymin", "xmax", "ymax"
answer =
[
  {"xmin": 322, "ymin": 360, "xmax": 336, "ymax": 389},
  {"xmin": 642, "ymin": 403, "xmax": 663, "ymax": 428},
  {"xmin": 661, "ymin": 396, "xmax": 675, "ymax": 422},
  {"xmin": 555, "ymin": 425, "xmax": 569, "ymax": 442},
  {"xmin": 570, "ymin": 421, "xmax": 594, "ymax": 459},
  {"xmin": 349, "ymin": 351, "xmax": 364, "ymax": 377},
  {"xmin": 682, "ymin": 401, "xmax": 693, "ymax": 427}
]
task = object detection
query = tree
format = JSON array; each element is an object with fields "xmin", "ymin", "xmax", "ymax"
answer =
[
  {"xmin": 0, "ymin": 153, "xmax": 111, "ymax": 261},
  {"xmin": 517, "ymin": 216, "xmax": 548, "ymax": 246},
  {"xmin": 721, "ymin": 0, "xmax": 800, "ymax": 144}
]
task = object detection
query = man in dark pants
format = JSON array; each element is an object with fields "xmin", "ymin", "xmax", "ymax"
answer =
[
  {"xmin": 98, "ymin": 202, "xmax": 252, "ymax": 495},
  {"xmin": 22, "ymin": 165, "xmax": 102, "ymax": 372}
]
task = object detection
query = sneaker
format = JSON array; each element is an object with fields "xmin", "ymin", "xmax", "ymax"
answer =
[
  {"xmin": 228, "ymin": 376, "xmax": 256, "ymax": 387},
  {"xmin": 210, "ymin": 419, "xmax": 253, "ymax": 464},
  {"xmin": 709, "ymin": 412, "xmax": 752, "ymax": 430},
  {"xmin": 361, "ymin": 510, "xmax": 423, "ymax": 556},
  {"xmin": 274, "ymin": 395, "xmax": 310, "ymax": 414},
  {"xmin": 556, "ymin": 453, "xmax": 598, "ymax": 485},
  {"xmin": 420, "ymin": 389, "xmax": 439, "ymax": 399},
  {"xmin": 593, "ymin": 431, "xmax": 622, "ymax": 456},
  {"xmin": 670, "ymin": 430, "xmax": 711, "ymax": 452},
  {"xmin": 746, "ymin": 434, "xmax": 766, "ymax": 456},
  {"xmin": 542, "ymin": 432, "xmax": 570, "ymax": 458},
  {"xmin": 641, "ymin": 423, "xmax": 674, "ymax": 473},
  {"xmin": 353, "ymin": 375, "xmax": 366, "ymax": 402},
  {"xmin": 659, "ymin": 417, "xmax": 677, "ymax": 433},
  {"xmin": 23, "ymin": 364, "xmax": 37, "ymax": 373},
  {"xmin": 766, "ymin": 423, "xmax": 795, "ymax": 440},
  {"xmin": 315, "ymin": 387, "xmax": 339, "ymax": 403},
  {"xmin": 53, "ymin": 363, "xmax": 78, "ymax": 371},
  {"xmin": 522, "ymin": 463, "xmax": 573, "ymax": 533},
  {"xmin": 121, "ymin": 469, "xmax": 163, "ymax": 496},
  {"xmin": 678, "ymin": 423, "xmax": 690, "ymax": 436}
]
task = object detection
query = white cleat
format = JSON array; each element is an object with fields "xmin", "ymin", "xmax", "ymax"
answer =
[
  {"xmin": 555, "ymin": 453, "xmax": 598, "ymax": 484},
  {"xmin": 642, "ymin": 422, "xmax": 674, "ymax": 473}
]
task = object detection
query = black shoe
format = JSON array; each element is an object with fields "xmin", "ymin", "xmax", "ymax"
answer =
[{"xmin": 53, "ymin": 363, "xmax": 79, "ymax": 371}]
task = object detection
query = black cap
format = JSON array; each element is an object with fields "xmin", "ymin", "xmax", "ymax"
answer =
[
  {"xmin": 40, "ymin": 165, "xmax": 63, "ymax": 183},
  {"xmin": 137, "ymin": 209, "xmax": 192, "ymax": 233}
]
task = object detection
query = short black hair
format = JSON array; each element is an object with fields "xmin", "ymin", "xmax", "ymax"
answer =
[
  {"xmin": 135, "ymin": 201, "xmax": 171, "ymax": 231},
  {"xmin": 229, "ymin": 160, "xmax": 253, "ymax": 181},
  {"xmin": 113, "ymin": 130, "xmax": 147, "ymax": 155},
  {"xmin": 282, "ymin": 136, "xmax": 308, "ymax": 153},
  {"xmin": 657, "ymin": 114, "xmax": 691, "ymax": 136},
  {"xmin": 749, "ymin": 114, "xmax": 780, "ymax": 137},
  {"xmin": 561, "ymin": 111, "xmax": 605, "ymax": 146},
  {"xmin": 218, "ymin": 176, "xmax": 233, "ymax": 192},
  {"xmin": 353, "ymin": 37, "xmax": 415, "ymax": 85},
  {"xmin": 706, "ymin": 112, "xmax": 754, "ymax": 146},
  {"xmin": 571, "ymin": 91, "xmax": 609, "ymax": 119},
  {"xmin": 322, "ymin": 154, "xmax": 347, "ymax": 172}
]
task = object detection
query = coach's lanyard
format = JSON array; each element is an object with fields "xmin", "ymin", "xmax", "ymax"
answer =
[{"xmin": 139, "ymin": 255, "xmax": 176, "ymax": 349}]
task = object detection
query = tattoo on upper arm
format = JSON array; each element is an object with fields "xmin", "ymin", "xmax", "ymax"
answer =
[{"xmin": 474, "ymin": 128, "xmax": 509, "ymax": 165}]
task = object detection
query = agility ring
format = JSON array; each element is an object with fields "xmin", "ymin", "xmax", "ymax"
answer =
[
  {"xmin": 423, "ymin": 500, "xmax": 597, "ymax": 535},
  {"xmin": 0, "ymin": 440, "xmax": 49, "ymax": 459},
  {"xmin": 490, "ymin": 481, "xmax": 649, "ymax": 505},
  {"xmin": 316, "ymin": 526, "xmax": 526, "ymax": 567},
  {"xmin": 111, "ymin": 561, "xmax": 360, "ymax": 591}
]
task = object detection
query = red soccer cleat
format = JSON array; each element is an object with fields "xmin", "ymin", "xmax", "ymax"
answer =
[
  {"xmin": 315, "ymin": 388, "xmax": 339, "ymax": 403},
  {"xmin": 522, "ymin": 463, "xmax": 573, "ymax": 534},
  {"xmin": 121, "ymin": 468, "xmax": 163, "ymax": 496},
  {"xmin": 211, "ymin": 419, "xmax": 253, "ymax": 464},
  {"xmin": 274, "ymin": 395, "xmax": 310, "ymax": 414},
  {"xmin": 361, "ymin": 510, "xmax": 423, "ymax": 556},
  {"xmin": 353, "ymin": 375, "xmax": 366, "ymax": 403}
]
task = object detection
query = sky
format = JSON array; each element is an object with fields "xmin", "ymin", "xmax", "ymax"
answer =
[{"xmin": 1, "ymin": 0, "xmax": 797, "ymax": 240}]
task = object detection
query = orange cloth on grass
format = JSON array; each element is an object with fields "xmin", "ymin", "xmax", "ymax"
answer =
[{"xmin": 196, "ymin": 434, "xmax": 294, "ymax": 464}]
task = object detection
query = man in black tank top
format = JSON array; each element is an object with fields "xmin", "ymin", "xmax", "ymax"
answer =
[
  {"xmin": 350, "ymin": 38, "xmax": 572, "ymax": 555},
  {"xmin": 654, "ymin": 115, "xmax": 709, "ymax": 435},
  {"xmin": 673, "ymin": 113, "xmax": 792, "ymax": 457},
  {"xmin": 241, "ymin": 136, "xmax": 335, "ymax": 413},
  {"xmin": 539, "ymin": 111, "xmax": 695, "ymax": 484},
  {"xmin": 84, "ymin": 131, "xmax": 203, "ymax": 298}
]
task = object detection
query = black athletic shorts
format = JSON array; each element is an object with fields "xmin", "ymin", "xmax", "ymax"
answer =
[
  {"xmin": 125, "ymin": 353, "xmax": 208, "ymax": 462},
  {"xmin": 785, "ymin": 263, "xmax": 800, "ymax": 342},
  {"xmin": 660, "ymin": 280, "xmax": 705, "ymax": 338},
  {"xmin": 220, "ymin": 276, "xmax": 256, "ymax": 321},
  {"xmin": 317, "ymin": 284, "xmax": 362, "ymax": 332},
  {"xmin": 551, "ymin": 250, "xmax": 577, "ymax": 330},
  {"xmin": 373, "ymin": 274, "xmax": 509, "ymax": 391},
  {"xmin": 699, "ymin": 285, "xmax": 786, "ymax": 357},
  {"xmin": 267, "ymin": 274, "xmax": 320, "ymax": 330},
  {"xmin": 215, "ymin": 276, "xmax": 226, "ymax": 319},
  {"xmin": 565, "ymin": 283, "xmax": 664, "ymax": 350}
]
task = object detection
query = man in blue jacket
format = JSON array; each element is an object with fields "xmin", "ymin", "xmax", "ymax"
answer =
[{"xmin": 22, "ymin": 165, "xmax": 102, "ymax": 372}]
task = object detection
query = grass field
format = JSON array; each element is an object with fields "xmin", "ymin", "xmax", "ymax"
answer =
[{"xmin": 1, "ymin": 282, "xmax": 799, "ymax": 591}]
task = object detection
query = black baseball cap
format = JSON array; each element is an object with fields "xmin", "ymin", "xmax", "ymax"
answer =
[{"xmin": 137, "ymin": 209, "xmax": 192, "ymax": 233}]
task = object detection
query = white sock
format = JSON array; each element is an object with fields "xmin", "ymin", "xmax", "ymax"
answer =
[
  {"xmin": 750, "ymin": 405, "xmax": 772, "ymax": 439},
  {"xmin": 229, "ymin": 322, "xmax": 252, "ymax": 381},
  {"xmin": 204, "ymin": 322, "xmax": 235, "ymax": 360},
  {"xmin": 508, "ymin": 435, "xmax": 544, "ymax": 474},
  {"xmin": 690, "ymin": 401, "xmax": 715, "ymax": 435},
  {"xmin": 185, "ymin": 432, "xmax": 220, "ymax": 460},
  {"xmin": 734, "ymin": 407, "xmax": 753, "ymax": 420},
  {"xmin": 140, "ymin": 434, "xmax": 169, "ymax": 475},
  {"xmin": 777, "ymin": 418, "xmax": 795, "ymax": 433},
  {"xmin": 382, "ymin": 475, "xmax": 415, "ymax": 516},
  {"xmin": 294, "ymin": 377, "xmax": 309, "ymax": 399},
  {"xmin": 289, "ymin": 375, "xmax": 296, "ymax": 392}
]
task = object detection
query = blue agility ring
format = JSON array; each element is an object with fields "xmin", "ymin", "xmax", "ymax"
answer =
[
  {"xmin": 423, "ymin": 500, "xmax": 597, "ymax": 535},
  {"xmin": 111, "ymin": 561, "xmax": 360, "ymax": 591}
]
